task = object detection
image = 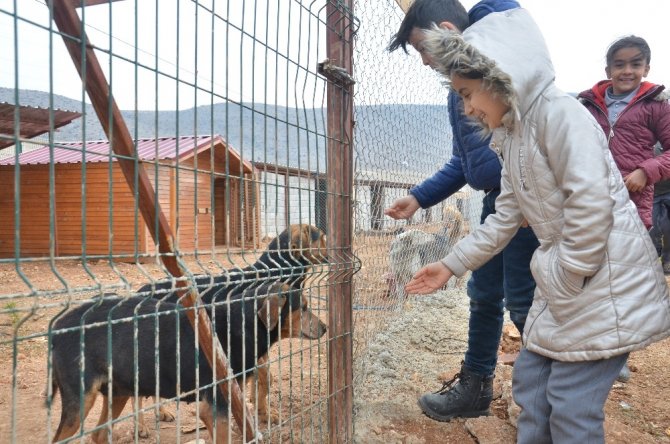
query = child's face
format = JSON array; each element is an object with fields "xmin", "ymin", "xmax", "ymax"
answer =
[
  {"xmin": 606, "ymin": 47, "xmax": 650, "ymax": 95},
  {"xmin": 451, "ymin": 74, "xmax": 510, "ymax": 130}
]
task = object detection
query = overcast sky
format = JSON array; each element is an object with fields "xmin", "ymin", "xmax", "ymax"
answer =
[
  {"xmin": 1, "ymin": 0, "xmax": 326, "ymax": 110},
  {"xmin": 460, "ymin": 0, "xmax": 670, "ymax": 93},
  {"xmin": 2, "ymin": 0, "xmax": 669, "ymax": 109}
]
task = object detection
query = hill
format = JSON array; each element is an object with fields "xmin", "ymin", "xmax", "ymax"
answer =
[{"xmin": 0, "ymin": 87, "xmax": 451, "ymax": 173}]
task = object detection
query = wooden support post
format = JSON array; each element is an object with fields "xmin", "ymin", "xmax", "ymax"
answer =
[
  {"xmin": 325, "ymin": 1, "xmax": 355, "ymax": 442},
  {"xmin": 370, "ymin": 184, "xmax": 384, "ymax": 231},
  {"xmin": 48, "ymin": 1, "xmax": 260, "ymax": 441}
]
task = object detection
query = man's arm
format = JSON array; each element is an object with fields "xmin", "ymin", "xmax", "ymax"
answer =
[{"xmin": 410, "ymin": 155, "xmax": 467, "ymax": 208}]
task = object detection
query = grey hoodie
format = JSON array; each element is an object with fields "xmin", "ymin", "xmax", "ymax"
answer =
[{"xmin": 424, "ymin": 9, "xmax": 670, "ymax": 361}]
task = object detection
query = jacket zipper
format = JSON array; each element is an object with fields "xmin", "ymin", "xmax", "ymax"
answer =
[
  {"xmin": 523, "ymin": 301, "xmax": 547, "ymax": 346},
  {"xmin": 582, "ymin": 87, "xmax": 659, "ymax": 146}
]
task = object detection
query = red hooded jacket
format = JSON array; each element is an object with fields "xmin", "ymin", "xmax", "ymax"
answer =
[{"xmin": 578, "ymin": 81, "xmax": 670, "ymax": 228}]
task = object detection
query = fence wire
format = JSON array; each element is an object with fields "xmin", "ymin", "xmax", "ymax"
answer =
[
  {"xmin": 0, "ymin": 0, "xmax": 349, "ymax": 442},
  {"xmin": 350, "ymin": 0, "xmax": 482, "ymax": 379}
]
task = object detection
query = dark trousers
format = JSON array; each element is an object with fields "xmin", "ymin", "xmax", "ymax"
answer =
[
  {"xmin": 650, "ymin": 192, "xmax": 670, "ymax": 264},
  {"xmin": 464, "ymin": 189, "xmax": 538, "ymax": 376}
]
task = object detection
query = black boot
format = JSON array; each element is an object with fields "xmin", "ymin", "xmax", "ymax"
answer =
[{"xmin": 417, "ymin": 365, "xmax": 493, "ymax": 422}]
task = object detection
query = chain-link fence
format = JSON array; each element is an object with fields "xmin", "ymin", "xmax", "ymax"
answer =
[{"xmin": 350, "ymin": 0, "xmax": 481, "ymax": 375}]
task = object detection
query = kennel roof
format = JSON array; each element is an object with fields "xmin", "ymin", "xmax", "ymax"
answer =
[
  {"xmin": 0, "ymin": 102, "xmax": 82, "ymax": 150},
  {"xmin": 0, "ymin": 134, "xmax": 254, "ymax": 173}
]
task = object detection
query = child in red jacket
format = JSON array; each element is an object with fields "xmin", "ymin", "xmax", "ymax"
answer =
[
  {"xmin": 578, "ymin": 35, "xmax": 670, "ymax": 230},
  {"xmin": 578, "ymin": 35, "xmax": 670, "ymax": 383}
]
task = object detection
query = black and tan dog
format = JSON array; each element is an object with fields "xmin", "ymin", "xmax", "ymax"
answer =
[
  {"xmin": 137, "ymin": 223, "xmax": 328, "ymax": 304},
  {"xmin": 49, "ymin": 282, "xmax": 327, "ymax": 443},
  {"xmin": 132, "ymin": 223, "xmax": 327, "ymax": 433}
]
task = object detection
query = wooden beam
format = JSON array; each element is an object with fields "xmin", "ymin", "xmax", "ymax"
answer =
[
  {"xmin": 395, "ymin": 0, "xmax": 414, "ymax": 13},
  {"xmin": 326, "ymin": 1, "xmax": 355, "ymax": 442},
  {"xmin": 66, "ymin": 0, "xmax": 126, "ymax": 8},
  {"xmin": 48, "ymin": 1, "xmax": 260, "ymax": 442}
]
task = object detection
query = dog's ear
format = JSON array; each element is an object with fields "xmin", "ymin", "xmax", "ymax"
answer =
[
  {"xmin": 291, "ymin": 224, "xmax": 305, "ymax": 251},
  {"xmin": 289, "ymin": 224, "xmax": 309, "ymax": 251},
  {"xmin": 288, "ymin": 224, "xmax": 301, "ymax": 251},
  {"xmin": 258, "ymin": 294, "xmax": 287, "ymax": 331}
]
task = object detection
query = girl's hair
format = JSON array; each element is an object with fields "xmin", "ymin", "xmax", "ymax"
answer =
[
  {"xmin": 424, "ymin": 26, "xmax": 517, "ymax": 133},
  {"xmin": 606, "ymin": 35, "xmax": 651, "ymax": 66},
  {"xmin": 427, "ymin": 28, "xmax": 513, "ymax": 109},
  {"xmin": 388, "ymin": 0, "xmax": 469, "ymax": 53}
]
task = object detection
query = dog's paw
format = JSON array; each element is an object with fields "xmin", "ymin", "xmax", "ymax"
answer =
[{"xmin": 158, "ymin": 407, "xmax": 175, "ymax": 422}]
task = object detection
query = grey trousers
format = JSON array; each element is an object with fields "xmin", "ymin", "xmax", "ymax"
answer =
[{"xmin": 512, "ymin": 348, "xmax": 628, "ymax": 444}]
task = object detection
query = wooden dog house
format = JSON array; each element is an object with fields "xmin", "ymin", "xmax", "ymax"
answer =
[{"xmin": 0, "ymin": 135, "xmax": 259, "ymax": 259}]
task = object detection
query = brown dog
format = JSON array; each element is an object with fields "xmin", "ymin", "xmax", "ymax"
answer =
[
  {"xmin": 50, "ymin": 282, "xmax": 327, "ymax": 443},
  {"xmin": 133, "ymin": 223, "xmax": 328, "ymax": 434}
]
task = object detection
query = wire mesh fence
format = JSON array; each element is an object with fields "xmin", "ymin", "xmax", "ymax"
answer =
[
  {"xmin": 0, "ymin": 0, "xmax": 479, "ymax": 442},
  {"xmin": 1, "ymin": 0, "xmax": 353, "ymax": 442},
  {"xmin": 350, "ymin": 0, "xmax": 481, "ymax": 376}
]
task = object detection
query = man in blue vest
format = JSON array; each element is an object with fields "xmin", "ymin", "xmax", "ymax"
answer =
[{"xmin": 385, "ymin": 0, "xmax": 538, "ymax": 421}]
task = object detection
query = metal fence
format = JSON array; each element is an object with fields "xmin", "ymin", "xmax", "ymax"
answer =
[
  {"xmin": 350, "ymin": 0, "xmax": 481, "ymax": 376},
  {"xmin": 0, "ymin": 0, "xmax": 478, "ymax": 442}
]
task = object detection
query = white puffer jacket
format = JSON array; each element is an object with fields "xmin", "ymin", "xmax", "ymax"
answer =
[{"xmin": 426, "ymin": 8, "xmax": 670, "ymax": 361}]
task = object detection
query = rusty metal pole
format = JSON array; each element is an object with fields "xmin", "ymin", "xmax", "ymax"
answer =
[
  {"xmin": 325, "ymin": 0, "xmax": 355, "ymax": 442},
  {"xmin": 48, "ymin": 1, "xmax": 260, "ymax": 441}
]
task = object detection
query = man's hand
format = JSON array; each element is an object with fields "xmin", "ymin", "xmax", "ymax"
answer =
[
  {"xmin": 624, "ymin": 168, "xmax": 647, "ymax": 193},
  {"xmin": 384, "ymin": 195, "xmax": 421, "ymax": 220},
  {"xmin": 405, "ymin": 261, "xmax": 453, "ymax": 294}
]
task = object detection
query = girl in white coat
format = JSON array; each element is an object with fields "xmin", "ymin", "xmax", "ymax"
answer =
[{"xmin": 405, "ymin": 8, "xmax": 670, "ymax": 444}]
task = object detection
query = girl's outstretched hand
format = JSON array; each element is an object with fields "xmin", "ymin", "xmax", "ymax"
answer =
[{"xmin": 405, "ymin": 261, "xmax": 453, "ymax": 294}]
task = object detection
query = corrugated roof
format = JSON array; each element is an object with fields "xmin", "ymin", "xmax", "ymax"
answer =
[
  {"xmin": 0, "ymin": 135, "xmax": 243, "ymax": 167},
  {"xmin": 0, "ymin": 102, "xmax": 82, "ymax": 150}
]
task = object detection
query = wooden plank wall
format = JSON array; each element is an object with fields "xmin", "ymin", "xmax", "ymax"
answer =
[
  {"xmin": 173, "ymin": 156, "xmax": 213, "ymax": 252},
  {"xmin": 0, "ymin": 166, "xmax": 51, "ymax": 257},
  {"xmin": 0, "ymin": 163, "xmax": 145, "ymax": 258},
  {"xmin": 0, "ymin": 155, "xmax": 261, "ymax": 258}
]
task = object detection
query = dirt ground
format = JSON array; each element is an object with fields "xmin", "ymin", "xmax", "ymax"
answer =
[
  {"xmin": 1, "ymin": 256, "xmax": 669, "ymax": 443},
  {"xmin": 353, "ymin": 289, "xmax": 670, "ymax": 444},
  {"xmin": 0, "ymin": 256, "xmax": 331, "ymax": 443}
]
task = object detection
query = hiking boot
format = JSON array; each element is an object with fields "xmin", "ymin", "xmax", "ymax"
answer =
[
  {"xmin": 617, "ymin": 362, "xmax": 631, "ymax": 383},
  {"xmin": 663, "ymin": 262, "xmax": 670, "ymax": 276},
  {"xmin": 417, "ymin": 365, "xmax": 493, "ymax": 422}
]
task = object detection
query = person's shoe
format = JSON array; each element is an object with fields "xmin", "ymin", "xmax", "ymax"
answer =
[
  {"xmin": 662, "ymin": 262, "xmax": 670, "ymax": 276},
  {"xmin": 617, "ymin": 363, "xmax": 631, "ymax": 383},
  {"xmin": 417, "ymin": 365, "xmax": 493, "ymax": 422}
]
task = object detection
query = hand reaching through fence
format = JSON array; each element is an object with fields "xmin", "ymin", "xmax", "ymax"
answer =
[
  {"xmin": 404, "ymin": 261, "xmax": 453, "ymax": 295},
  {"xmin": 384, "ymin": 194, "xmax": 421, "ymax": 220}
]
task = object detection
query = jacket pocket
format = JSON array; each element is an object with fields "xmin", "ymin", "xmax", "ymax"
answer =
[
  {"xmin": 555, "ymin": 264, "xmax": 585, "ymax": 294},
  {"xmin": 547, "ymin": 259, "xmax": 587, "ymax": 323}
]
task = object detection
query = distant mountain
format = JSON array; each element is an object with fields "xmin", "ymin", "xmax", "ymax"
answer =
[{"xmin": 1, "ymin": 87, "xmax": 452, "ymax": 173}]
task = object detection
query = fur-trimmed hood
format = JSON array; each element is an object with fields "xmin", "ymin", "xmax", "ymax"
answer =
[{"xmin": 422, "ymin": 8, "xmax": 554, "ymax": 129}]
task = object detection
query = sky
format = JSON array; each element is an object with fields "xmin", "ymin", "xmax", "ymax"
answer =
[
  {"xmin": 1, "ymin": 0, "xmax": 326, "ymax": 110},
  {"xmin": 1, "ymin": 0, "xmax": 670, "ymax": 109},
  {"xmin": 459, "ymin": 0, "xmax": 670, "ymax": 94}
]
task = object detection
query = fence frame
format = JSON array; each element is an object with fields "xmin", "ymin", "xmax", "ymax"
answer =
[{"xmin": 48, "ymin": 0, "xmax": 260, "ymax": 441}]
